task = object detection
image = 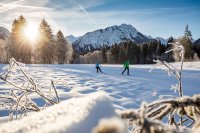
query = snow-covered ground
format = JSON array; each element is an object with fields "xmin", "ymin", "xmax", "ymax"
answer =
[
  {"xmin": 0, "ymin": 92, "xmax": 121, "ymax": 133},
  {"xmin": 0, "ymin": 62, "xmax": 200, "ymax": 132}
]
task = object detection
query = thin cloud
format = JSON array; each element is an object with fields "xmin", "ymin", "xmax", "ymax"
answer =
[
  {"xmin": 78, "ymin": 4, "xmax": 97, "ymax": 25},
  {"xmin": 0, "ymin": 3, "xmax": 51, "ymax": 10},
  {"xmin": 0, "ymin": 0, "xmax": 25, "ymax": 14},
  {"xmin": 0, "ymin": 0, "xmax": 51, "ymax": 14}
]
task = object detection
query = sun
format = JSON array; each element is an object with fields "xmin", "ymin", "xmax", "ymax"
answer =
[{"xmin": 24, "ymin": 23, "xmax": 38, "ymax": 42}]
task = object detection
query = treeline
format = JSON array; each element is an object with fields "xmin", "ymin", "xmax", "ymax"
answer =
[
  {"xmin": 109, "ymin": 40, "xmax": 166, "ymax": 64},
  {"xmin": 79, "ymin": 40, "xmax": 167, "ymax": 64},
  {"xmin": 78, "ymin": 25, "xmax": 200, "ymax": 64},
  {"xmin": 0, "ymin": 15, "xmax": 73, "ymax": 64}
]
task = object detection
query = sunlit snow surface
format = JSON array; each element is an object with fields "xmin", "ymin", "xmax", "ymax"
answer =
[
  {"xmin": 0, "ymin": 62, "xmax": 200, "ymax": 132},
  {"xmin": 0, "ymin": 92, "xmax": 117, "ymax": 133}
]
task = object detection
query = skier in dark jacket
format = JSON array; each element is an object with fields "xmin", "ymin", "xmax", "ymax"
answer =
[
  {"xmin": 122, "ymin": 60, "xmax": 129, "ymax": 75},
  {"xmin": 96, "ymin": 63, "xmax": 102, "ymax": 73}
]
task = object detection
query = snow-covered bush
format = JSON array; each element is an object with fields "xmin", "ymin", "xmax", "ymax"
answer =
[{"xmin": 0, "ymin": 58, "xmax": 60, "ymax": 120}]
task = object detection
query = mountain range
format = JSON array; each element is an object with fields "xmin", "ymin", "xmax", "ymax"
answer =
[
  {"xmin": 0, "ymin": 24, "xmax": 173, "ymax": 46},
  {"xmin": 72, "ymin": 24, "xmax": 151, "ymax": 53},
  {"xmin": 67, "ymin": 24, "xmax": 172, "ymax": 54},
  {"xmin": 1, "ymin": 24, "xmax": 198, "ymax": 54}
]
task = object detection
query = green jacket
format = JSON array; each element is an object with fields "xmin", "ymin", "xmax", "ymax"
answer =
[{"xmin": 123, "ymin": 61, "xmax": 129, "ymax": 68}]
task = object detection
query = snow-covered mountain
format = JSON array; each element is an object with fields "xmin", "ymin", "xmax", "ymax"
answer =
[
  {"xmin": 0, "ymin": 27, "xmax": 10, "ymax": 40},
  {"xmin": 146, "ymin": 36, "xmax": 168, "ymax": 45},
  {"xmin": 154, "ymin": 37, "xmax": 168, "ymax": 44},
  {"xmin": 66, "ymin": 35, "xmax": 79, "ymax": 44},
  {"xmin": 73, "ymin": 24, "xmax": 150, "ymax": 53},
  {"xmin": 145, "ymin": 35, "xmax": 154, "ymax": 39},
  {"xmin": 192, "ymin": 38, "xmax": 196, "ymax": 43},
  {"xmin": 194, "ymin": 38, "xmax": 200, "ymax": 45}
]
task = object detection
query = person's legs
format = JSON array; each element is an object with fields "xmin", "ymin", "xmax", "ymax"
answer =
[
  {"xmin": 96, "ymin": 67, "xmax": 98, "ymax": 73},
  {"xmin": 122, "ymin": 68, "xmax": 126, "ymax": 75},
  {"xmin": 127, "ymin": 67, "xmax": 129, "ymax": 75},
  {"xmin": 99, "ymin": 67, "xmax": 102, "ymax": 73}
]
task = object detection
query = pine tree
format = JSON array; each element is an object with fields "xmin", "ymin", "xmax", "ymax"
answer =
[
  {"xmin": 37, "ymin": 19, "xmax": 54, "ymax": 64},
  {"xmin": 156, "ymin": 43, "xmax": 161, "ymax": 56},
  {"xmin": 139, "ymin": 43, "xmax": 148, "ymax": 64},
  {"xmin": 193, "ymin": 40, "xmax": 200, "ymax": 58},
  {"xmin": 126, "ymin": 41, "xmax": 140, "ymax": 64},
  {"xmin": 184, "ymin": 24, "xmax": 192, "ymax": 40},
  {"xmin": 8, "ymin": 19, "xmax": 18, "ymax": 59},
  {"xmin": 8, "ymin": 15, "xmax": 32, "ymax": 63},
  {"xmin": 56, "ymin": 30, "xmax": 67, "ymax": 64},
  {"xmin": 167, "ymin": 36, "xmax": 174, "ymax": 44},
  {"xmin": 110, "ymin": 44, "xmax": 119, "ymax": 63},
  {"xmin": 101, "ymin": 45, "xmax": 107, "ymax": 63},
  {"xmin": 71, "ymin": 51, "xmax": 76, "ymax": 63},
  {"xmin": 118, "ymin": 43, "xmax": 126, "ymax": 64},
  {"xmin": 180, "ymin": 25, "xmax": 193, "ymax": 60},
  {"xmin": 165, "ymin": 36, "xmax": 175, "ymax": 62}
]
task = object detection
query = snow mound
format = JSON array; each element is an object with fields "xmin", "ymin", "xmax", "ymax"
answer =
[{"xmin": 0, "ymin": 92, "xmax": 117, "ymax": 133}]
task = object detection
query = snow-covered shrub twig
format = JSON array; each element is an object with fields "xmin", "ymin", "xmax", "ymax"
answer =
[
  {"xmin": 148, "ymin": 41, "xmax": 189, "ymax": 126},
  {"xmin": 120, "ymin": 94, "xmax": 200, "ymax": 133},
  {"xmin": 0, "ymin": 58, "xmax": 61, "ymax": 120},
  {"xmin": 146, "ymin": 94, "xmax": 200, "ymax": 123},
  {"xmin": 150, "ymin": 41, "xmax": 185, "ymax": 97},
  {"xmin": 120, "ymin": 108, "xmax": 188, "ymax": 133}
]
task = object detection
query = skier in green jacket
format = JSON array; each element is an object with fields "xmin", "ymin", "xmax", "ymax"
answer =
[{"xmin": 122, "ymin": 60, "xmax": 129, "ymax": 75}]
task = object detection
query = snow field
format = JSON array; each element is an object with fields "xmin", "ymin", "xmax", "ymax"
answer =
[{"xmin": 0, "ymin": 62, "xmax": 200, "ymax": 132}]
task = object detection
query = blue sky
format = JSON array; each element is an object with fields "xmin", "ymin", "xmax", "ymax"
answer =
[{"xmin": 0, "ymin": 0, "xmax": 200, "ymax": 39}]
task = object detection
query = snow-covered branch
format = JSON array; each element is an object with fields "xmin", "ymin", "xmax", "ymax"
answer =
[
  {"xmin": 150, "ymin": 41, "xmax": 185, "ymax": 97},
  {"xmin": 120, "ymin": 109, "xmax": 189, "ymax": 133},
  {"xmin": 0, "ymin": 58, "xmax": 61, "ymax": 120},
  {"xmin": 120, "ymin": 94, "xmax": 200, "ymax": 133}
]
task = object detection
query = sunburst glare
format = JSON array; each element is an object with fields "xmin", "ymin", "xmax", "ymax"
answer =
[{"xmin": 24, "ymin": 23, "xmax": 38, "ymax": 42}]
